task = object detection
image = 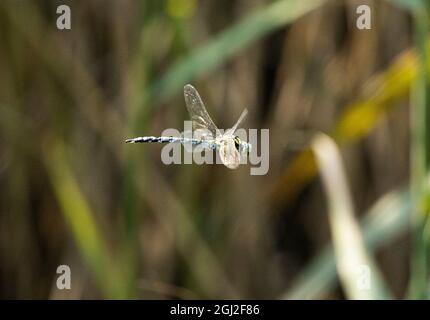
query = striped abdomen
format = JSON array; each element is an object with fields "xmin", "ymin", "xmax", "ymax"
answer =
[
  {"xmin": 125, "ymin": 136, "xmax": 211, "ymax": 146},
  {"xmin": 125, "ymin": 136, "xmax": 183, "ymax": 144}
]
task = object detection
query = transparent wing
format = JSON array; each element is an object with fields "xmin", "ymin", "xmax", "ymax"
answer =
[
  {"xmin": 225, "ymin": 108, "xmax": 248, "ymax": 136},
  {"xmin": 184, "ymin": 84, "xmax": 220, "ymax": 137},
  {"xmin": 181, "ymin": 129, "xmax": 213, "ymax": 141}
]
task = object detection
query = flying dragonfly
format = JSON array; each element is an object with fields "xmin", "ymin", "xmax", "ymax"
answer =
[{"xmin": 125, "ymin": 84, "xmax": 252, "ymax": 169}]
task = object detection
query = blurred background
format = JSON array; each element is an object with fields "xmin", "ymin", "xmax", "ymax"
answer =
[{"xmin": 0, "ymin": 0, "xmax": 429, "ymax": 299}]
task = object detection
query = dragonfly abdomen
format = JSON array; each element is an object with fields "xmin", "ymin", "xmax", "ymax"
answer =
[
  {"xmin": 125, "ymin": 136, "xmax": 180, "ymax": 144},
  {"xmin": 125, "ymin": 136, "xmax": 204, "ymax": 145}
]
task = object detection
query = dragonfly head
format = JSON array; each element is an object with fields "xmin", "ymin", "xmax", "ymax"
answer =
[{"xmin": 234, "ymin": 136, "xmax": 251, "ymax": 155}]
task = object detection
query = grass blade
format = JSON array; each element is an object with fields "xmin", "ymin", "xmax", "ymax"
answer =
[
  {"xmin": 44, "ymin": 140, "xmax": 128, "ymax": 299},
  {"xmin": 272, "ymin": 40, "xmax": 420, "ymax": 207},
  {"xmin": 282, "ymin": 188, "xmax": 410, "ymax": 299},
  {"xmin": 310, "ymin": 133, "xmax": 391, "ymax": 299},
  {"xmin": 146, "ymin": 0, "xmax": 325, "ymax": 104},
  {"xmin": 407, "ymin": 2, "xmax": 430, "ymax": 299}
]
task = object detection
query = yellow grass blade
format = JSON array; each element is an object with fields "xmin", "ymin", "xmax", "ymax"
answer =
[{"xmin": 272, "ymin": 44, "xmax": 423, "ymax": 207}]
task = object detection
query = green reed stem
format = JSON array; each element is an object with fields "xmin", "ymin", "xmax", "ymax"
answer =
[{"xmin": 408, "ymin": 3, "xmax": 430, "ymax": 299}]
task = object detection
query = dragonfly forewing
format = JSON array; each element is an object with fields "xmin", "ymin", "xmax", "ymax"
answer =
[
  {"xmin": 225, "ymin": 108, "xmax": 248, "ymax": 136},
  {"xmin": 184, "ymin": 84, "xmax": 221, "ymax": 137}
]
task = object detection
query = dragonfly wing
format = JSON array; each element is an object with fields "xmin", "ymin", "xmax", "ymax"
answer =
[
  {"xmin": 225, "ymin": 108, "xmax": 248, "ymax": 135},
  {"xmin": 184, "ymin": 84, "xmax": 220, "ymax": 137},
  {"xmin": 219, "ymin": 139, "xmax": 240, "ymax": 169},
  {"xmin": 181, "ymin": 129, "xmax": 213, "ymax": 140}
]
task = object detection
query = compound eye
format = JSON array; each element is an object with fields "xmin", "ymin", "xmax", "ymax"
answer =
[{"xmin": 234, "ymin": 136, "xmax": 241, "ymax": 151}]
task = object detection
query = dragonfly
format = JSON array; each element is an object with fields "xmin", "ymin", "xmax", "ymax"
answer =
[{"xmin": 125, "ymin": 84, "xmax": 252, "ymax": 169}]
